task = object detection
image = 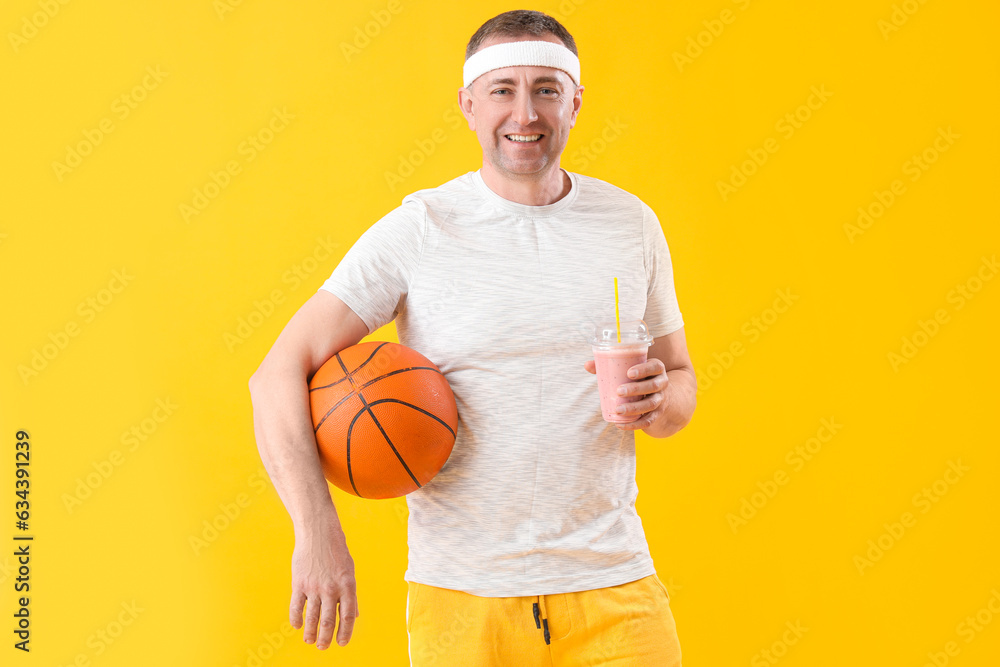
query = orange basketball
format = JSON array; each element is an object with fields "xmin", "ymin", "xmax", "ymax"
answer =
[{"xmin": 308, "ymin": 341, "xmax": 458, "ymax": 499}]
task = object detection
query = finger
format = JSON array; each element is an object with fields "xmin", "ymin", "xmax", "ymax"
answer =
[
  {"xmin": 616, "ymin": 404, "xmax": 658, "ymax": 428},
  {"xmin": 336, "ymin": 594, "xmax": 360, "ymax": 647},
  {"xmin": 617, "ymin": 393, "xmax": 661, "ymax": 417},
  {"xmin": 615, "ymin": 412, "xmax": 644, "ymax": 429},
  {"xmin": 617, "ymin": 380, "xmax": 649, "ymax": 397},
  {"xmin": 628, "ymin": 360, "xmax": 666, "ymax": 380},
  {"xmin": 620, "ymin": 374, "xmax": 667, "ymax": 398},
  {"xmin": 302, "ymin": 595, "xmax": 322, "ymax": 644},
  {"xmin": 584, "ymin": 360, "xmax": 596, "ymax": 374},
  {"xmin": 315, "ymin": 593, "xmax": 340, "ymax": 650},
  {"xmin": 617, "ymin": 413, "xmax": 651, "ymax": 430},
  {"xmin": 290, "ymin": 589, "xmax": 307, "ymax": 629}
]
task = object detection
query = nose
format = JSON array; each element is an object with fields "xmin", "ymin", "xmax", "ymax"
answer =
[{"xmin": 511, "ymin": 90, "xmax": 538, "ymax": 127}]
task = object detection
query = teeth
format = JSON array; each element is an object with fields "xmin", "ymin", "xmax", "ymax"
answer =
[{"xmin": 506, "ymin": 134, "xmax": 541, "ymax": 142}]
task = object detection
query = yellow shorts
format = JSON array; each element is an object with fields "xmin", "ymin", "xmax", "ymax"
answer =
[{"xmin": 406, "ymin": 573, "xmax": 682, "ymax": 666}]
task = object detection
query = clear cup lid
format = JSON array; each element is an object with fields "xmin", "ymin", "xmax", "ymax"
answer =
[{"xmin": 589, "ymin": 319, "xmax": 652, "ymax": 348}]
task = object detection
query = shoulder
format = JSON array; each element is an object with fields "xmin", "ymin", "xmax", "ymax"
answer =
[
  {"xmin": 401, "ymin": 171, "xmax": 477, "ymax": 211},
  {"xmin": 567, "ymin": 170, "xmax": 650, "ymax": 215}
]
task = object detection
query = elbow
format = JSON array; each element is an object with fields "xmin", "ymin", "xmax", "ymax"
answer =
[
  {"xmin": 248, "ymin": 370, "xmax": 260, "ymax": 395},
  {"xmin": 248, "ymin": 364, "xmax": 269, "ymax": 397},
  {"xmin": 249, "ymin": 358, "xmax": 306, "ymax": 398},
  {"xmin": 249, "ymin": 354, "xmax": 281, "ymax": 395}
]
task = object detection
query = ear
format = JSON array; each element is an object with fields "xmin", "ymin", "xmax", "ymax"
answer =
[
  {"xmin": 457, "ymin": 86, "xmax": 476, "ymax": 131},
  {"xmin": 569, "ymin": 85, "xmax": 584, "ymax": 129}
]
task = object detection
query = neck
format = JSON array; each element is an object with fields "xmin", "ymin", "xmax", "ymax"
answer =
[{"xmin": 479, "ymin": 161, "xmax": 571, "ymax": 206}]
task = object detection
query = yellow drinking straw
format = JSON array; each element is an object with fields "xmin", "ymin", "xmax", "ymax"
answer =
[{"xmin": 613, "ymin": 277, "xmax": 621, "ymax": 343}]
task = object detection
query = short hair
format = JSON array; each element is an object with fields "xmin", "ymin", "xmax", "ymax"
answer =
[{"xmin": 465, "ymin": 10, "xmax": 578, "ymax": 62}]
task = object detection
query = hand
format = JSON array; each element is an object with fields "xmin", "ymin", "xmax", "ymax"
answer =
[
  {"xmin": 290, "ymin": 527, "xmax": 360, "ymax": 649},
  {"xmin": 584, "ymin": 357, "xmax": 669, "ymax": 431}
]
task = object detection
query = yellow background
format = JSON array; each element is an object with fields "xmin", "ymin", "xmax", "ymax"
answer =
[{"xmin": 2, "ymin": 0, "xmax": 998, "ymax": 665}]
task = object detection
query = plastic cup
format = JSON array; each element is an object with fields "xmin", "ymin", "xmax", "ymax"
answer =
[{"xmin": 590, "ymin": 319, "xmax": 653, "ymax": 423}]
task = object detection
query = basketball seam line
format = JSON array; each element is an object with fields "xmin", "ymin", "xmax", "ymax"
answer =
[
  {"xmin": 334, "ymin": 351, "xmax": 373, "ymax": 497},
  {"xmin": 363, "ymin": 398, "xmax": 456, "ymax": 438},
  {"xmin": 330, "ymin": 344, "xmax": 433, "ymax": 498},
  {"xmin": 309, "ymin": 342, "xmax": 394, "ymax": 392},
  {"xmin": 313, "ymin": 366, "xmax": 445, "ymax": 432},
  {"xmin": 313, "ymin": 342, "xmax": 390, "ymax": 432},
  {"xmin": 347, "ymin": 400, "xmax": 423, "ymax": 495}
]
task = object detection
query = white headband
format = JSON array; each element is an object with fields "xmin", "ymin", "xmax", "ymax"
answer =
[{"xmin": 463, "ymin": 40, "xmax": 581, "ymax": 88}]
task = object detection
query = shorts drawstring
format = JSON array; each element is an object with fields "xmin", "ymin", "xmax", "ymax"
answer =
[{"xmin": 533, "ymin": 595, "xmax": 550, "ymax": 644}]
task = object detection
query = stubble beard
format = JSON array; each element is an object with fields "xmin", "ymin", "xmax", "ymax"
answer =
[{"xmin": 488, "ymin": 133, "xmax": 557, "ymax": 181}]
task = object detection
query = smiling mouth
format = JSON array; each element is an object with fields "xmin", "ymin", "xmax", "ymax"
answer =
[{"xmin": 505, "ymin": 134, "xmax": 543, "ymax": 143}]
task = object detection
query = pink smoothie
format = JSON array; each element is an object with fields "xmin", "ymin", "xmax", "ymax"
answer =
[{"xmin": 593, "ymin": 344, "xmax": 649, "ymax": 423}]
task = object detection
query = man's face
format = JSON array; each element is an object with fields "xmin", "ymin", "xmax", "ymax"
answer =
[{"xmin": 458, "ymin": 34, "xmax": 583, "ymax": 180}]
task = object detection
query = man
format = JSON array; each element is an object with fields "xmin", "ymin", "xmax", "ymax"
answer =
[{"xmin": 249, "ymin": 9, "xmax": 695, "ymax": 665}]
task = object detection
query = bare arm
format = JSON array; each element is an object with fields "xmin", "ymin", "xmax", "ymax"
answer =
[
  {"xmin": 639, "ymin": 326, "xmax": 696, "ymax": 438},
  {"xmin": 249, "ymin": 289, "xmax": 370, "ymax": 649}
]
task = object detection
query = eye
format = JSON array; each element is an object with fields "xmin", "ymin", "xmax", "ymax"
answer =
[
  {"xmin": 491, "ymin": 88, "xmax": 510, "ymax": 95},
  {"xmin": 539, "ymin": 88, "xmax": 557, "ymax": 95}
]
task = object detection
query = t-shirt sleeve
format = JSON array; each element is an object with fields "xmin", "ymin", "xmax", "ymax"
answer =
[
  {"xmin": 641, "ymin": 201, "xmax": 685, "ymax": 339},
  {"xmin": 317, "ymin": 197, "xmax": 426, "ymax": 335}
]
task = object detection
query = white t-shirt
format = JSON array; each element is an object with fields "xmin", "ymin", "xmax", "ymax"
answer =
[{"xmin": 318, "ymin": 168, "xmax": 684, "ymax": 596}]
